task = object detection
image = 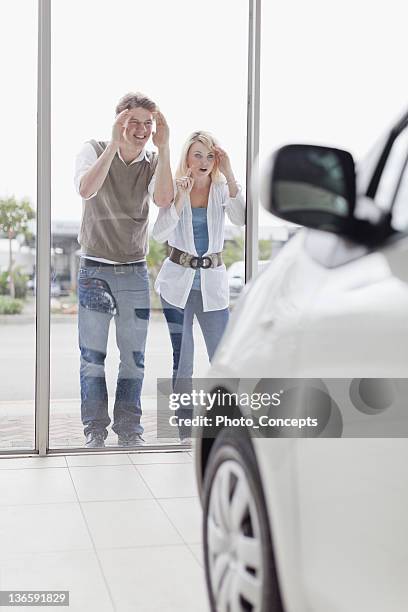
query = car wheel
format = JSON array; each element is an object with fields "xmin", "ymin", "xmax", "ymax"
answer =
[{"xmin": 203, "ymin": 428, "xmax": 284, "ymax": 612}]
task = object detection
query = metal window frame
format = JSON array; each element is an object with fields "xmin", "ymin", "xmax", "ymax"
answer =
[
  {"xmin": 36, "ymin": 0, "xmax": 51, "ymax": 456},
  {"xmin": 245, "ymin": 0, "xmax": 261, "ymax": 283},
  {"xmin": 29, "ymin": 0, "xmax": 261, "ymax": 457}
]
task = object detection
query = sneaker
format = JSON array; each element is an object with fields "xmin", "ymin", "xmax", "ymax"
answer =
[
  {"xmin": 179, "ymin": 437, "xmax": 192, "ymax": 447},
  {"xmin": 85, "ymin": 431, "xmax": 105, "ymax": 448},
  {"xmin": 117, "ymin": 433, "xmax": 145, "ymax": 447}
]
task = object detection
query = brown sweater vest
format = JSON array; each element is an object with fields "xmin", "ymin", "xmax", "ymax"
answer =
[{"xmin": 78, "ymin": 140, "xmax": 158, "ymax": 262}]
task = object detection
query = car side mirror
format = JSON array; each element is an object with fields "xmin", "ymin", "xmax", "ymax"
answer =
[
  {"xmin": 260, "ymin": 144, "xmax": 394, "ymax": 245},
  {"xmin": 261, "ymin": 144, "xmax": 356, "ymax": 234}
]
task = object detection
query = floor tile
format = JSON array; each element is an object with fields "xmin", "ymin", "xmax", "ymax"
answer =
[
  {"xmin": 0, "ymin": 550, "xmax": 113, "ymax": 611},
  {"xmin": 82, "ymin": 499, "xmax": 183, "ymax": 549},
  {"xmin": 136, "ymin": 463, "xmax": 198, "ymax": 498},
  {"xmin": 0, "ymin": 468, "xmax": 77, "ymax": 505},
  {"xmin": 128, "ymin": 451, "xmax": 192, "ymax": 465},
  {"xmin": 66, "ymin": 453, "xmax": 131, "ymax": 467},
  {"xmin": 0, "ymin": 456, "xmax": 67, "ymax": 469},
  {"xmin": 0, "ymin": 457, "xmax": 209, "ymax": 611},
  {"xmin": 69, "ymin": 465, "xmax": 153, "ymax": 502},
  {"xmin": 99, "ymin": 545, "xmax": 210, "ymax": 612},
  {"xmin": 159, "ymin": 497, "xmax": 203, "ymax": 543},
  {"xmin": 0, "ymin": 503, "xmax": 92, "ymax": 554}
]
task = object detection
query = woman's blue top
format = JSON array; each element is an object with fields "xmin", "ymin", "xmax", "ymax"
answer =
[{"xmin": 191, "ymin": 207, "xmax": 209, "ymax": 291}]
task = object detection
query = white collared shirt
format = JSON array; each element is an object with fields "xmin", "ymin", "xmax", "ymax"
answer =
[
  {"xmin": 152, "ymin": 182, "xmax": 246, "ymax": 311},
  {"xmin": 74, "ymin": 141, "xmax": 156, "ymax": 264}
]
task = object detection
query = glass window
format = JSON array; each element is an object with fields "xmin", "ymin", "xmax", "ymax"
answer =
[
  {"xmin": 373, "ymin": 127, "xmax": 408, "ymax": 212},
  {"xmin": 259, "ymin": 0, "xmax": 408, "ymax": 269},
  {"xmin": 49, "ymin": 0, "xmax": 248, "ymax": 449},
  {"xmin": 0, "ymin": 1, "xmax": 37, "ymax": 452}
]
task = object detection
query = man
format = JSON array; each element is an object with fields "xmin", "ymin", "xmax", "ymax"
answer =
[{"xmin": 74, "ymin": 92, "xmax": 173, "ymax": 448}]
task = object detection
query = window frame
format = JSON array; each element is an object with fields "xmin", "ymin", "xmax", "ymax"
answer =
[{"xmin": 366, "ymin": 111, "xmax": 408, "ymax": 203}]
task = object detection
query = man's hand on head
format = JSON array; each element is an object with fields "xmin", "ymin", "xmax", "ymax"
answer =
[
  {"xmin": 152, "ymin": 111, "xmax": 170, "ymax": 149},
  {"xmin": 111, "ymin": 109, "xmax": 130, "ymax": 145}
]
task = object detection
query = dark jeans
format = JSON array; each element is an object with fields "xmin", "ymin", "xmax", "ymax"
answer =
[{"xmin": 78, "ymin": 259, "xmax": 150, "ymax": 438}]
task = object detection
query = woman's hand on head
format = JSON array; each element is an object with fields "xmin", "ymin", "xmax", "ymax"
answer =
[{"xmin": 214, "ymin": 145, "xmax": 233, "ymax": 177}]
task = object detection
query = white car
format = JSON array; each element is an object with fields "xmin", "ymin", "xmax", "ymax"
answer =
[
  {"xmin": 227, "ymin": 260, "xmax": 245, "ymax": 305},
  {"xmin": 228, "ymin": 260, "xmax": 270, "ymax": 306},
  {"xmin": 193, "ymin": 109, "xmax": 408, "ymax": 611}
]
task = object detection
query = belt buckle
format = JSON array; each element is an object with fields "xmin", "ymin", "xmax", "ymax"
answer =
[
  {"xmin": 188, "ymin": 255, "xmax": 212, "ymax": 269},
  {"xmin": 189, "ymin": 256, "xmax": 201, "ymax": 269},
  {"xmin": 113, "ymin": 264, "xmax": 126, "ymax": 274},
  {"xmin": 201, "ymin": 256, "xmax": 212, "ymax": 269}
]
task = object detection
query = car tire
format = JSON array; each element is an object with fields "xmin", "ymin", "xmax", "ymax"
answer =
[{"xmin": 203, "ymin": 428, "xmax": 284, "ymax": 612}]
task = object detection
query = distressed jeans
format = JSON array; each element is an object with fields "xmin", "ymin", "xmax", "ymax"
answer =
[
  {"xmin": 161, "ymin": 290, "xmax": 229, "ymax": 438},
  {"xmin": 78, "ymin": 259, "xmax": 150, "ymax": 438}
]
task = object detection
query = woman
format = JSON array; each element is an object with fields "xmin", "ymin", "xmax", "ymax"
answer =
[{"xmin": 152, "ymin": 131, "xmax": 245, "ymax": 439}]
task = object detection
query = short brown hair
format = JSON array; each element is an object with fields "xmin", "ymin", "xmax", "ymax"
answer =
[{"xmin": 115, "ymin": 92, "xmax": 157, "ymax": 115}]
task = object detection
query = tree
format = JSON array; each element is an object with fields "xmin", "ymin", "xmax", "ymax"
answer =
[
  {"xmin": 223, "ymin": 235, "xmax": 245, "ymax": 268},
  {"xmin": 0, "ymin": 197, "xmax": 35, "ymax": 298},
  {"xmin": 146, "ymin": 238, "xmax": 167, "ymax": 280}
]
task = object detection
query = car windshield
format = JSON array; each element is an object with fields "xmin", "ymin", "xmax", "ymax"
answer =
[
  {"xmin": 356, "ymin": 112, "xmax": 408, "ymax": 231},
  {"xmin": 356, "ymin": 132, "xmax": 388, "ymax": 198},
  {"xmin": 372, "ymin": 127, "xmax": 408, "ymax": 213}
]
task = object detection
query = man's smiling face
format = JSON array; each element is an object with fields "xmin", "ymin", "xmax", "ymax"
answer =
[{"xmin": 123, "ymin": 107, "xmax": 154, "ymax": 148}]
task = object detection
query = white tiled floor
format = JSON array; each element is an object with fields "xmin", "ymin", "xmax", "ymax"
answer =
[{"xmin": 0, "ymin": 451, "xmax": 210, "ymax": 612}]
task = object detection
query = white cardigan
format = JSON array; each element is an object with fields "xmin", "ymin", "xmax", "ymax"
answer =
[{"xmin": 152, "ymin": 182, "xmax": 246, "ymax": 311}]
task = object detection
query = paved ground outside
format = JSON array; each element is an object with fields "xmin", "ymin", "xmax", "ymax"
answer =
[{"xmin": 0, "ymin": 312, "xmax": 210, "ymax": 450}]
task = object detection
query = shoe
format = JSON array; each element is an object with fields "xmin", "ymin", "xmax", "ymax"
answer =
[
  {"xmin": 85, "ymin": 431, "xmax": 105, "ymax": 448},
  {"xmin": 179, "ymin": 437, "xmax": 192, "ymax": 447},
  {"xmin": 117, "ymin": 433, "xmax": 145, "ymax": 447}
]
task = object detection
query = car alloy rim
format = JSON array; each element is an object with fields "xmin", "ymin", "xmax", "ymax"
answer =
[{"xmin": 207, "ymin": 459, "xmax": 263, "ymax": 611}]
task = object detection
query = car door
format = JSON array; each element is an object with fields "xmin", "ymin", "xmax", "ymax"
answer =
[{"xmin": 292, "ymin": 119, "xmax": 408, "ymax": 612}]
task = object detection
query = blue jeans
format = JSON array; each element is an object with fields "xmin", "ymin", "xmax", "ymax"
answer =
[
  {"xmin": 78, "ymin": 259, "xmax": 150, "ymax": 438},
  {"xmin": 161, "ymin": 290, "xmax": 229, "ymax": 437}
]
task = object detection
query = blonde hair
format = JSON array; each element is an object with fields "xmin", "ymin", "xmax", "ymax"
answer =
[{"xmin": 176, "ymin": 131, "xmax": 224, "ymax": 183}]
